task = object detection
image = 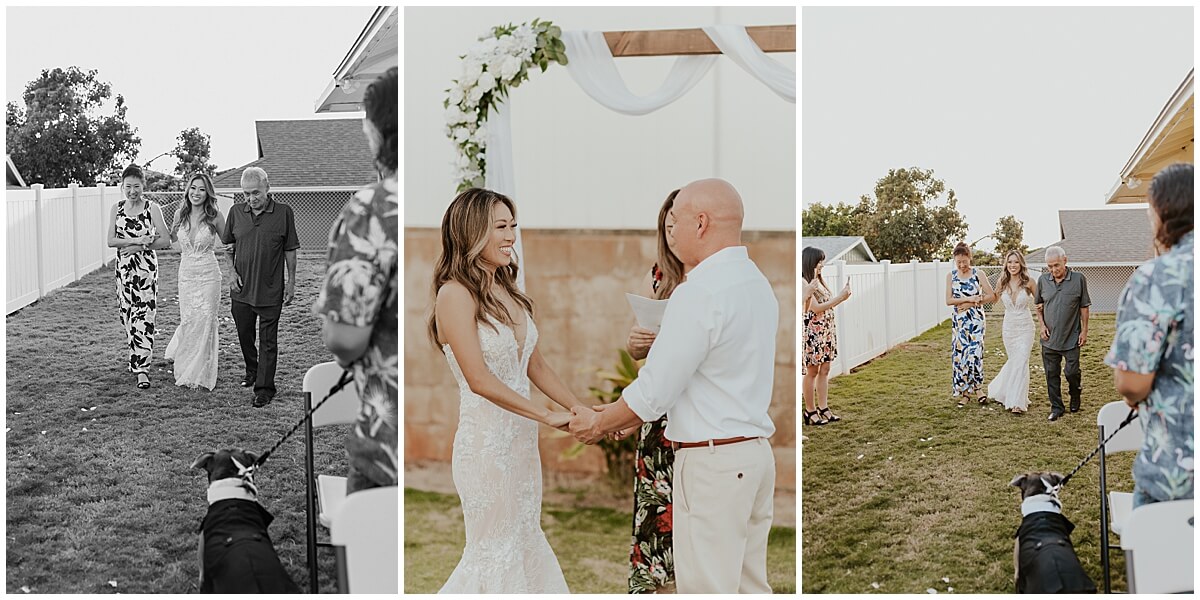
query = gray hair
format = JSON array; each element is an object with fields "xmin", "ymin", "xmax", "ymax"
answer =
[
  {"xmin": 240, "ymin": 167, "xmax": 269, "ymax": 188},
  {"xmin": 1044, "ymin": 245, "xmax": 1066, "ymax": 261}
]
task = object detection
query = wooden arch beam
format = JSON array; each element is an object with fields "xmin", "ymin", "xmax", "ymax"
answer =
[{"xmin": 603, "ymin": 25, "xmax": 795, "ymax": 58}]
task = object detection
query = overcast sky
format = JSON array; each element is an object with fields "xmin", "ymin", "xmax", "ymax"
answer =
[
  {"xmin": 5, "ymin": 5, "xmax": 376, "ymax": 175},
  {"xmin": 803, "ymin": 6, "xmax": 1193, "ymax": 250}
]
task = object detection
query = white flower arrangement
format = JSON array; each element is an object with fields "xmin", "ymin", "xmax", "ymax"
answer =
[{"xmin": 445, "ymin": 19, "xmax": 568, "ymax": 191}]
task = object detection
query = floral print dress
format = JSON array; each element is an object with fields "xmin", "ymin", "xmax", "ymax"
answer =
[
  {"xmin": 114, "ymin": 201, "xmax": 158, "ymax": 375},
  {"xmin": 629, "ymin": 263, "xmax": 675, "ymax": 593},
  {"xmin": 803, "ymin": 282, "xmax": 837, "ymax": 371},
  {"xmin": 1105, "ymin": 231, "xmax": 1194, "ymax": 506},
  {"xmin": 313, "ymin": 177, "xmax": 398, "ymax": 493},
  {"xmin": 951, "ymin": 268, "xmax": 986, "ymax": 396}
]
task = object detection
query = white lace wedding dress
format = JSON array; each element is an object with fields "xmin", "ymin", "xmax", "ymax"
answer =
[
  {"xmin": 987, "ymin": 287, "xmax": 1035, "ymax": 411},
  {"xmin": 439, "ymin": 314, "xmax": 569, "ymax": 593},
  {"xmin": 165, "ymin": 223, "xmax": 221, "ymax": 390}
]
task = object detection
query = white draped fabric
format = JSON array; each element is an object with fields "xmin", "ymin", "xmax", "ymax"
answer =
[
  {"xmin": 702, "ymin": 25, "xmax": 796, "ymax": 103},
  {"xmin": 480, "ymin": 25, "xmax": 795, "ymax": 292},
  {"xmin": 561, "ymin": 30, "xmax": 718, "ymax": 115}
]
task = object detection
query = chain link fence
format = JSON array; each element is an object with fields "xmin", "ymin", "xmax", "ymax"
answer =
[
  {"xmin": 975, "ymin": 264, "xmax": 1136, "ymax": 314},
  {"xmin": 145, "ymin": 187, "xmax": 361, "ymax": 249}
]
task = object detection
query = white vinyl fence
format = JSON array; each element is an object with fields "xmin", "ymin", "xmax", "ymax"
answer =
[{"xmin": 7, "ymin": 183, "xmax": 122, "ymax": 315}]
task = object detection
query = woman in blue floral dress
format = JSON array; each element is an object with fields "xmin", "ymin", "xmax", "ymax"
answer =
[
  {"xmin": 946, "ymin": 242, "xmax": 995, "ymax": 406},
  {"xmin": 623, "ymin": 190, "xmax": 684, "ymax": 593},
  {"xmin": 1105, "ymin": 163, "xmax": 1193, "ymax": 508}
]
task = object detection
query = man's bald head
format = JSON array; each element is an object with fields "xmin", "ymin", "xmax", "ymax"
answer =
[{"xmin": 669, "ymin": 178, "xmax": 744, "ymax": 266}]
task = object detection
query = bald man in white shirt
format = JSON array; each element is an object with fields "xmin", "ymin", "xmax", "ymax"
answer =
[{"xmin": 569, "ymin": 178, "xmax": 778, "ymax": 593}]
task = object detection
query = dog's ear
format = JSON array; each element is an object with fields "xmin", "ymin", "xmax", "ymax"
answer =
[
  {"xmin": 241, "ymin": 451, "xmax": 260, "ymax": 467},
  {"xmin": 191, "ymin": 452, "xmax": 216, "ymax": 471},
  {"xmin": 1045, "ymin": 472, "xmax": 1065, "ymax": 487},
  {"xmin": 1009, "ymin": 473, "xmax": 1028, "ymax": 488}
]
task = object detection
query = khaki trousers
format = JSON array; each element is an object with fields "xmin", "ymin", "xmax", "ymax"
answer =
[{"xmin": 673, "ymin": 437, "xmax": 775, "ymax": 593}]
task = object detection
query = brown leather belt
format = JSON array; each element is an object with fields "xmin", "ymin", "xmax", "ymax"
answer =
[{"xmin": 672, "ymin": 436, "xmax": 760, "ymax": 450}]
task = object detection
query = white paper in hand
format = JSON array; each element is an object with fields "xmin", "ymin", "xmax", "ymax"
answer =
[{"xmin": 625, "ymin": 293, "xmax": 670, "ymax": 333}]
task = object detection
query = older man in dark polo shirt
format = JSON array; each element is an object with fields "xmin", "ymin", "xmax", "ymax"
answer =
[
  {"xmin": 1035, "ymin": 245, "xmax": 1091, "ymax": 422},
  {"xmin": 222, "ymin": 167, "xmax": 299, "ymax": 408}
]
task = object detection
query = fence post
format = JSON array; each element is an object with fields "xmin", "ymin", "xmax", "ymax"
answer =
[
  {"xmin": 881, "ymin": 260, "xmax": 892, "ymax": 348},
  {"xmin": 70, "ymin": 183, "xmax": 80, "ymax": 281},
  {"xmin": 911, "ymin": 258, "xmax": 920, "ymax": 335},
  {"xmin": 834, "ymin": 260, "xmax": 848, "ymax": 375},
  {"xmin": 98, "ymin": 183, "xmax": 108, "ymax": 266},
  {"xmin": 32, "ymin": 184, "xmax": 46, "ymax": 298},
  {"xmin": 934, "ymin": 259, "xmax": 943, "ymax": 328}
]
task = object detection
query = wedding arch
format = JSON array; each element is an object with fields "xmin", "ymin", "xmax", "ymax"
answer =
[{"xmin": 444, "ymin": 23, "xmax": 797, "ymax": 289}]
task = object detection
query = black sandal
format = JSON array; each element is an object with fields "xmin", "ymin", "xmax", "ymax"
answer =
[
  {"xmin": 136, "ymin": 374, "xmax": 150, "ymax": 389},
  {"xmin": 956, "ymin": 398, "xmax": 966, "ymax": 408},
  {"xmin": 803, "ymin": 409, "xmax": 828, "ymax": 426},
  {"xmin": 977, "ymin": 395, "xmax": 988, "ymax": 405},
  {"xmin": 819, "ymin": 407, "xmax": 841, "ymax": 422}
]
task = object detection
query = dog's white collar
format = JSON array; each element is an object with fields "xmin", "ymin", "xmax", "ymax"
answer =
[
  {"xmin": 1022, "ymin": 494, "xmax": 1062, "ymax": 516},
  {"xmin": 207, "ymin": 477, "xmax": 259, "ymax": 505}
]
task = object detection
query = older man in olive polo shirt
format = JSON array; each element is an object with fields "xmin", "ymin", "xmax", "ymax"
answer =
[
  {"xmin": 222, "ymin": 167, "xmax": 300, "ymax": 408},
  {"xmin": 1035, "ymin": 245, "xmax": 1091, "ymax": 422}
]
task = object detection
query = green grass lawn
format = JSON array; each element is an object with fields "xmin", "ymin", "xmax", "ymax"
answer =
[
  {"xmin": 404, "ymin": 487, "xmax": 796, "ymax": 593},
  {"xmin": 802, "ymin": 314, "xmax": 1134, "ymax": 594},
  {"xmin": 6, "ymin": 250, "xmax": 353, "ymax": 593}
]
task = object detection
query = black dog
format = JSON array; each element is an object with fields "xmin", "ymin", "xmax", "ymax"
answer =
[
  {"xmin": 1010, "ymin": 472, "xmax": 1096, "ymax": 594},
  {"xmin": 192, "ymin": 449, "xmax": 299, "ymax": 594}
]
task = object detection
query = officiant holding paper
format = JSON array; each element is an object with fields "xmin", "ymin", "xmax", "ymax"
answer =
[{"xmin": 571, "ymin": 179, "xmax": 778, "ymax": 594}]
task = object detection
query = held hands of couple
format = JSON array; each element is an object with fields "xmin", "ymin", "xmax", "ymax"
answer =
[{"xmin": 568, "ymin": 404, "xmax": 607, "ymax": 445}]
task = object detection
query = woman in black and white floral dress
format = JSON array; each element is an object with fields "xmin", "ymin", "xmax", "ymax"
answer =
[{"xmin": 623, "ymin": 190, "xmax": 687, "ymax": 593}]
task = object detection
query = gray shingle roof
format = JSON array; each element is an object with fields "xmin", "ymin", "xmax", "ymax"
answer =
[
  {"xmin": 1025, "ymin": 208, "xmax": 1155, "ymax": 264},
  {"xmin": 802, "ymin": 236, "xmax": 877, "ymax": 262},
  {"xmin": 211, "ymin": 119, "xmax": 378, "ymax": 189}
]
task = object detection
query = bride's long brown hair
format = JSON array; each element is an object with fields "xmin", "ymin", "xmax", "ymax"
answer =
[
  {"xmin": 997, "ymin": 249, "xmax": 1031, "ymax": 299},
  {"xmin": 654, "ymin": 189, "xmax": 685, "ymax": 300},
  {"xmin": 428, "ymin": 188, "xmax": 534, "ymax": 349}
]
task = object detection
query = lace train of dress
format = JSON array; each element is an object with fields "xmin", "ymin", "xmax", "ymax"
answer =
[
  {"xmin": 439, "ymin": 315, "xmax": 569, "ymax": 594},
  {"xmin": 165, "ymin": 224, "xmax": 221, "ymax": 390},
  {"xmin": 987, "ymin": 288, "xmax": 1035, "ymax": 411}
]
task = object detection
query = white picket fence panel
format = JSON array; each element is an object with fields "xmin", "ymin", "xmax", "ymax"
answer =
[
  {"xmin": 816, "ymin": 259, "xmax": 951, "ymax": 377},
  {"xmin": 6, "ymin": 183, "xmax": 122, "ymax": 315}
]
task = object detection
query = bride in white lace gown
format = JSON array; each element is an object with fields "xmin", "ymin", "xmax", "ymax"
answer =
[
  {"xmin": 987, "ymin": 251, "xmax": 1038, "ymax": 413},
  {"xmin": 430, "ymin": 189, "xmax": 583, "ymax": 593},
  {"xmin": 165, "ymin": 174, "xmax": 226, "ymax": 390}
]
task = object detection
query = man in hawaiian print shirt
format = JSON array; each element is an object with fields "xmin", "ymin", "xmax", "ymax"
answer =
[
  {"xmin": 1105, "ymin": 162, "xmax": 1193, "ymax": 508},
  {"xmin": 313, "ymin": 68, "xmax": 398, "ymax": 494}
]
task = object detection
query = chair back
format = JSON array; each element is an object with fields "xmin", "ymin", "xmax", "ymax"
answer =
[
  {"xmin": 1121, "ymin": 499, "xmax": 1194, "ymax": 593},
  {"xmin": 330, "ymin": 486, "xmax": 399, "ymax": 593},
  {"xmin": 303, "ymin": 362, "xmax": 360, "ymax": 427},
  {"xmin": 1097, "ymin": 401, "xmax": 1144, "ymax": 454}
]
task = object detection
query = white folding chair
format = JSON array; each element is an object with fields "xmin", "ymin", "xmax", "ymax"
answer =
[
  {"xmin": 1096, "ymin": 401, "xmax": 1144, "ymax": 593},
  {"xmin": 330, "ymin": 486, "xmax": 399, "ymax": 593},
  {"xmin": 302, "ymin": 362, "xmax": 361, "ymax": 593},
  {"xmin": 1120, "ymin": 499, "xmax": 1194, "ymax": 593}
]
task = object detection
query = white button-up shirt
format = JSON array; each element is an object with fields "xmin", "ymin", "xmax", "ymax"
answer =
[{"xmin": 623, "ymin": 246, "xmax": 778, "ymax": 442}]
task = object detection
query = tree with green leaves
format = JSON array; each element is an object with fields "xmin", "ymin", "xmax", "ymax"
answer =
[
  {"xmin": 855, "ymin": 167, "xmax": 968, "ymax": 262},
  {"xmin": 992, "ymin": 215, "xmax": 1028, "ymax": 257},
  {"xmin": 5, "ymin": 67, "xmax": 140, "ymax": 187},
  {"xmin": 801, "ymin": 201, "xmax": 860, "ymax": 237},
  {"xmin": 172, "ymin": 127, "xmax": 217, "ymax": 178}
]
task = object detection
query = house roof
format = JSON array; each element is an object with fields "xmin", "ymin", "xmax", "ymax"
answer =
[
  {"xmin": 7, "ymin": 155, "xmax": 27, "ymax": 188},
  {"xmin": 1107, "ymin": 68, "xmax": 1194, "ymax": 204},
  {"xmin": 1025, "ymin": 208, "xmax": 1154, "ymax": 264},
  {"xmin": 802, "ymin": 236, "xmax": 877, "ymax": 262},
  {"xmin": 211, "ymin": 119, "xmax": 377, "ymax": 189},
  {"xmin": 315, "ymin": 6, "xmax": 398, "ymax": 113}
]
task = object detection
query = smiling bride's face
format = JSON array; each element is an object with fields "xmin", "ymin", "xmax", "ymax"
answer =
[{"xmin": 479, "ymin": 201, "xmax": 517, "ymax": 268}]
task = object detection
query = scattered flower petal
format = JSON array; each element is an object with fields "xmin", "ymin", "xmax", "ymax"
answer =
[
  {"xmin": 20, "ymin": 586, "xmax": 30, "ymax": 593},
  {"xmin": 942, "ymin": 577, "xmax": 950, "ymax": 583},
  {"xmin": 887, "ymin": 456, "xmax": 893, "ymax": 460},
  {"xmin": 921, "ymin": 454, "xmax": 926, "ymax": 457},
  {"xmin": 40, "ymin": 431, "xmax": 46, "ymax": 435},
  {"xmin": 871, "ymin": 582, "xmax": 880, "ymax": 589},
  {"xmin": 927, "ymin": 589, "xmax": 938, "ymax": 594},
  {"xmin": 108, "ymin": 580, "xmax": 117, "ymax": 587},
  {"xmin": 82, "ymin": 428, "xmax": 88, "ymax": 432},
  {"xmin": 947, "ymin": 587, "xmax": 954, "ymax": 592},
  {"xmin": 856, "ymin": 454, "xmax": 864, "ymax": 460}
]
